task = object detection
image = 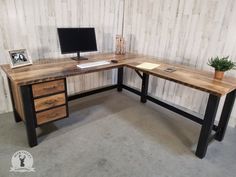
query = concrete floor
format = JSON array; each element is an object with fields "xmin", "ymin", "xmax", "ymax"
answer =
[{"xmin": 0, "ymin": 90, "xmax": 236, "ymax": 177}]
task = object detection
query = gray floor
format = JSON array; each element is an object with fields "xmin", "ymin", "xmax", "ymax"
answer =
[{"xmin": 0, "ymin": 90, "xmax": 236, "ymax": 177}]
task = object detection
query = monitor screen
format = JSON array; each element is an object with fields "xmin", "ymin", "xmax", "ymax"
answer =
[{"xmin": 57, "ymin": 28, "xmax": 97, "ymax": 54}]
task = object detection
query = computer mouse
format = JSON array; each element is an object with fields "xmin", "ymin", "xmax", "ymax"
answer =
[{"xmin": 111, "ymin": 59, "xmax": 119, "ymax": 63}]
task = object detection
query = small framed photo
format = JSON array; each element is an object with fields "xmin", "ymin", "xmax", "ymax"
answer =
[{"xmin": 9, "ymin": 49, "xmax": 32, "ymax": 68}]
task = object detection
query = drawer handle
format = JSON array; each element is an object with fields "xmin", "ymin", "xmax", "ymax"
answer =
[
  {"xmin": 44, "ymin": 100, "xmax": 56, "ymax": 105},
  {"xmin": 44, "ymin": 86, "xmax": 57, "ymax": 90}
]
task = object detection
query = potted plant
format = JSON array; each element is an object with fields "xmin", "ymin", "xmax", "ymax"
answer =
[{"xmin": 207, "ymin": 56, "xmax": 236, "ymax": 80}]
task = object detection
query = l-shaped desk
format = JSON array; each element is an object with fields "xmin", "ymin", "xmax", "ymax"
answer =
[{"xmin": 1, "ymin": 53, "xmax": 236, "ymax": 159}]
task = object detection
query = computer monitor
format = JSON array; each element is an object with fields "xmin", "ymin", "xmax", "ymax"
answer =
[{"xmin": 57, "ymin": 27, "xmax": 97, "ymax": 60}]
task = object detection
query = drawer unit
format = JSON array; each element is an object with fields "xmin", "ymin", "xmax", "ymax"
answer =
[
  {"xmin": 34, "ymin": 93, "xmax": 66, "ymax": 112},
  {"xmin": 32, "ymin": 79, "xmax": 65, "ymax": 98},
  {"xmin": 32, "ymin": 79, "xmax": 68, "ymax": 125},
  {"xmin": 36, "ymin": 105, "xmax": 67, "ymax": 125}
]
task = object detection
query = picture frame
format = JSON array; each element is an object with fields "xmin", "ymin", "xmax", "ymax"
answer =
[{"xmin": 9, "ymin": 49, "xmax": 32, "ymax": 68}]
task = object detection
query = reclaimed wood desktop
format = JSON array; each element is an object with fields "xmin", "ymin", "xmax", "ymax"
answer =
[{"xmin": 1, "ymin": 53, "xmax": 236, "ymax": 159}]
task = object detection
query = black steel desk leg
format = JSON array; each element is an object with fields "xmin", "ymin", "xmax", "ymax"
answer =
[
  {"xmin": 195, "ymin": 94, "xmax": 220, "ymax": 158},
  {"xmin": 7, "ymin": 77, "xmax": 22, "ymax": 122},
  {"xmin": 140, "ymin": 73, "xmax": 149, "ymax": 103},
  {"xmin": 20, "ymin": 85, "xmax": 38, "ymax": 147},
  {"xmin": 215, "ymin": 89, "xmax": 236, "ymax": 141},
  {"xmin": 117, "ymin": 67, "xmax": 123, "ymax": 92}
]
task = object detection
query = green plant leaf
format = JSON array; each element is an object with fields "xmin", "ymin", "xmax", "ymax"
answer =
[{"xmin": 207, "ymin": 56, "xmax": 236, "ymax": 71}]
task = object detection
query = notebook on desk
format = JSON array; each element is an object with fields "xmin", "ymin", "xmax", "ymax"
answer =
[{"xmin": 136, "ymin": 62, "xmax": 160, "ymax": 70}]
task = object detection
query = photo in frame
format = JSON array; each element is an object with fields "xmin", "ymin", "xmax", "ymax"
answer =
[{"xmin": 9, "ymin": 49, "xmax": 32, "ymax": 68}]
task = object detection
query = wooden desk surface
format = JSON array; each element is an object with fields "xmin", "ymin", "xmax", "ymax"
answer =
[
  {"xmin": 126, "ymin": 57, "xmax": 236, "ymax": 96},
  {"xmin": 1, "ymin": 53, "xmax": 236, "ymax": 96},
  {"xmin": 1, "ymin": 53, "xmax": 140, "ymax": 85}
]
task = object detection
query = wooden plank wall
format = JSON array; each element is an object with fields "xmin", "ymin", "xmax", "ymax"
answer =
[
  {"xmin": 123, "ymin": 0, "xmax": 236, "ymax": 126},
  {"xmin": 0, "ymin": 0, "xmax": 236, "ymax": 127},
  {"xmin": 0, "ymin": 0, "xmax": 124, "ymax": 113}
]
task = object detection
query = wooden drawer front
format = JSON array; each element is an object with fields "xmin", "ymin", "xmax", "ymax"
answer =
[
  {"xmin": 32, "ymin": 79, "xmax": 65, "ymax": 98},
  {"xmin": 36, "ymin": 105, "xmax": 67, "ymax": 125},
  {"xmin": 34, "ymin": 93, "xmax": 66, "ymax": 112}
]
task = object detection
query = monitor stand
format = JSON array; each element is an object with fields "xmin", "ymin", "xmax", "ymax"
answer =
[{"xmin": 71, "ymin": 52, "xmax": 88, "ymax": 60}]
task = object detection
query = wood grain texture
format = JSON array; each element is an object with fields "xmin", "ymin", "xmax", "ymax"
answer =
[
  {"xmin": 2, "ymin": 53, "xmax": 236, "ymax": 96},
  {"xmin": 34, "ymin": 93, "xmax": 66, "ymax": 112},
  {"xmin": 10, "ymin": 81, "xmax": 24, "ymax": 120},
  {"xmin": 36, "ymin": 105, "xmax": 67, "ymax": 125},
  {"xmin": 1, "ymin": 53, "xmax": 141, "ymax": 85},
  {"xmin": 123, "ymin": 0, "xmax": 236, "ymax": 126},
  {"xmin": 0, "ymin": 0, "xmax": 236, "ymax": 126},
  {"xmin": 0, "ymin": 0, "xmax": 124, "ymax": 113},
  {"xmin": 126, "ymin": 57, "xmax": 236, "ymax": 96},
  {"xmin": 32, "ymin": 79, "xmax": 65, "ymax": 98}
]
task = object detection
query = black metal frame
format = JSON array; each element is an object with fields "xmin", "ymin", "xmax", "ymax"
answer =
[
  {"xmin": 7, "ymin": 67, "xmax": 236, "ymax": 158},
  {"xmin": 140, "ymin": 73, "xmax": 149, "ymax": 103},
  {"xmin": 122, "ymin": 85, "xmax": 221, "ymax": 158},
  {"xmin": 195, "ymin": 94, "xmax": 220, "ymax": 158},
  {"xmin": 117, "ymin": 67, "xmax": 123, "ymax": 92},
  {"xmin": 8, "ymin": 78, "xmax": 71, "ymax": 147},
  {"xmin": 20, "ymin": 84, "xmax": 38, "ymax": 147},
  {"xmin": 122, "ymin": 70, "xmax": 236, "ymax": 159},
  {"xmin": 68, "ymin": 85, "xmax": 118, "ymax": 101},
  {"xmin": 215, "ymin": 89, "xmax": 236, "ymax": 141},
  {"xmin": 122, "ymin": 84, "xmax": 218, "ymax": 131},
  {"xmin": 9, "ymin": 77, "xmax": 118, "ymax": 147}
]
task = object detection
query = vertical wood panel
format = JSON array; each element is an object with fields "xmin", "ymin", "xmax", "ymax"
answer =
[
  {"xmin": 0, "ymin": 0, "xmax": 123, "ymax": 113},
  {"xmin": 123, "ymin": 0, "xmax": 236, "ymax": 126},
  {"xmin": 0, "ymin": 0, "xmax": 236, "ymax": 127}
]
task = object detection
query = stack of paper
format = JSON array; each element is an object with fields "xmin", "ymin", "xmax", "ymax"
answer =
[{"xmin": 136, "ymin": 62, "xmax": 160, "ymax": 70}]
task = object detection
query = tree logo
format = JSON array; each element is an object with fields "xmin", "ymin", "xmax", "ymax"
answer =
[{"xmin": 10, "ymin": 150, "xmax": 35, "ymax": 172}]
